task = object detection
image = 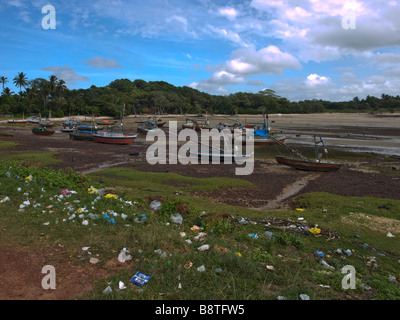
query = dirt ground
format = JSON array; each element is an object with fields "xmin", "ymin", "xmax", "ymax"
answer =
[{"xmin": 1, "ymin": 114, "xmax": 400, "ymax": 300}]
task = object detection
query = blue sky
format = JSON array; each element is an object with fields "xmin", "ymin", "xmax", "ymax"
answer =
[{"xmin": 1, "ymin": 0, "xmax": 400, "ymax": 101}]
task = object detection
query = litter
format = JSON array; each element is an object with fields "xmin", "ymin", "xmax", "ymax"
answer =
[
  {"xmin": 103, "ymin": 286, "xmax": 112, "ymax": 294},
  {"xmin": 266, "ymin": 265, "xmax": 275, "ymax": 271},
  {"xmin": 170, "ymin": 213, "xmax": 183, "ymax": 224},
  {"xmin": 320, "ymin": 259, "xmax": 335, "ymax": 270},
  {"xmin": 184, "ymin": 261, "xmax": 193, "ymax": 269},
  {"xmin": 197, "ymin": 265, "xmax": 206, "ymax": 272},
  {"xmin": 299, "ymin": 294, "xmax": 310, "ymax": 300},
  {"xmin": 104, "ymin": 193, "xmax": 118, "ymax": 199},
  {"xmin": 118, "ymin": 248, "xmax": 132, "ymax": 263},
  {"xmin": 386, "ymin": 232, "xmax": 395, "ymax": 238},
  {"xmin": 197, "ymin": 244, "xmax": 210, "ymax": 251},
  {"xmin": 119, "ymin": 281, "xmax": 127, "ymax": 290},
  {"xmin": 130, "ymin": 272, "xmax": 151, "ymax": 286},
  {"xmin": 150, "ymin": 200, "xmax": 161, "ymax": 210},
  {"xmin": 314, "ymin": 250, "xmax": 326, "ymax": 258}
]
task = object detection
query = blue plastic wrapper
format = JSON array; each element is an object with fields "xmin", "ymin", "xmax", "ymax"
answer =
[{"xmin": 130, "ymin": 272, "xmax": 151, "ymax": 286}]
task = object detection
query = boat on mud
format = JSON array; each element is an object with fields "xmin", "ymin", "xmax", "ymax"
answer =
[
  {"xmin": 242, "ymin": 113, "xmax": 286, "ymax": 145},
  {"xmin": 274, "ymin": 135, "xmax": 341, "ymax": 172},
  {"xmin": 7, "ymin": 119, "xmax": 28, "ymax": 124},
  {"xmin": 32, "ymin": 126, "xmax": 55, "ymax": 136},
  {"xmin": 93, "ymin": 128, "xmax": 137, "ymax": 144},
  {"xmin": 93, "ymin": 108, "xmax": 137, "ymax": 145}
]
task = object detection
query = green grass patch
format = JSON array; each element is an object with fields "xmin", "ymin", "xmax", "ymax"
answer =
[
  {"xmin": 0, "ymin": 150, "xmax": 62, "ymax": 166},
  {"xmin": 89, "ymin": 167, "xmax": 254, "ymax": 194},
  {"xmin": 0, "ymin": 140, "xmax": 19, "ymax": 149}
]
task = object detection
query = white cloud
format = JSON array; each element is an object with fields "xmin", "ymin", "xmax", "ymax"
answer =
[
  {"xmin": 218, "ymin": 7, "xmax": 239, "ymax": 19},
  {"xmin": 229, "ymin": 46, "xmax": 301, "ymax": 75},
  {"xmin": 42, "ymin": 65, "xmax": 90, "ymax": 87},
  {"xmin": 306, "ymin": 74, "xmax": 330, "ymax": 86},
  {"xmin": 84, "ymin": 56, "xmax": 122, "ymax": 69}
]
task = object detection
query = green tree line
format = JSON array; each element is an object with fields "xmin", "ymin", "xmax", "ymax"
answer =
[{"xmin": 1, "ymin": 75, "xmax": 400, "ymax": 117}]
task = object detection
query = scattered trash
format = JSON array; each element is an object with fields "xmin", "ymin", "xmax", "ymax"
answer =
[
  {"xmin": 314, "ymin": 250, "xmax": 326, "ymax": 258},
  {"xmin": 265, "ymin": 231, "xmax": 273, "ymax": 240},
  {"xmin": 130, "ymin": 272, "xmax": 151, "ymax": 286},
  {"xmin": 299, "ymin": 294, "xmax": 310, "ymax": 300},
  {"xmin": 89, "ymin": 257, "xmax": 100, "ymax": 264},
  {"xmin": 277, "ymin": 296, "xmax": 287, "ymax": 300},
  {"xmin": 249, "ymin": 233, "xmax": 259, "ymax": 239},
  {"xmin": 104, "ymin": 193, "xmax": 118, "ymax": 199},
  {"xmin": 235, "ymin": 252, "xmax": 242, "ymax": 258},
  {"xmin": 150, "ymin": 200, "xmax": 161, "ymax": 211},
  {"xmin": 119, "ymin": 281, "xmax": 127, "ymax": 290},
  {"xmin": 378, "ymin": 205, "xmax": 390, "ymax": 210},
  {"xmin": 197, "ymin": 244, "xmax": 210, "ymax": 251},
  {"xmin": 197, "ymin": 265, "xmax": 206, "ymax": 272},
  {"xmin": 320, "ymin": 259, "xmax": 335, "ymax": 270},
  {"xmin": 170, "ymin": 213, "xmax": 183, "ymax": 224},
  {"xmin": 386, "ymin": 232, "xmax": 395, "ymax": 238},
  {"xmin": 310, "ymin": 227, "xmax": 321, "ymax": 235},
  {"xmin": 266, "ymin": 265, "xmax": 275, "ymax": 271},
  {"xmin": 215, "ymin": 268, "xmax": 223, "ymax": 273},
  {"xmin": 296, "ymin": 208, "xmax": 304, "ymax": 212},
  {"xmin": 103, "ymin": 286, "xmax": 112, "ymax": 294},
  {"xmin": 118, "ymin": 248, "xmax": 132, "ymax": 263},
  {"xmin": 190, "ymin": 225, "xmax": 200, "ymax": 232},
  {"xmin": 194, "ymin": 232, "xmax": 207, "ymax": 242},
  {"xmin": 388, "ymin": 275, "xmax": 397, "ymax": 282},
  {"xmin": 184, "ymin": 261, "xmax": 193, "ymax": 269}
]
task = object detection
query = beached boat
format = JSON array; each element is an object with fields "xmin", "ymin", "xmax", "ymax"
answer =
[
  {"xmin": 274, "ymin": 135, "xmax": 341, "ymax": 172},
  {"xmin": 7, "ymin": 119, "xmax": 28, "ymax": 124},
  {"xmin": 69, "ymin": 130, "xmax": 94, "ymax": 141},
  {"xmin": 242, "ymin": 113, "xmax": 286, "ymax": 145},
  {"xmin": 38, "ymin": 119, "xmax": 54, "ymax": 128},
  {"xmin": 275, "ymin": 156, "xmax": 341, "ymax": 172},
  {"xmin": 32, "ymin": 127, "xmax": 55, "ymax": 136},
  {"xmin": 93, "ymin": 110, "xmax": 137, "ymax": 144},
  {"xmin": 93, "ymin": 129, "xmax": 137, "ymax": 145},
  {"xmin": 137, "ymin": 121, "xmax": 159, "ymax": 134},
  {"xmin": 27, "ymin": 116, "xmax": 42, "ymax": 123}
]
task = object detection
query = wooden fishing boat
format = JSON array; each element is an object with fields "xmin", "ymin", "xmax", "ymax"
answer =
[
  {"xmin": 274, "ymin": 135, "xmax": 342, "ymax": 172},
  {"xmin": 32, "ymin": 126, "xmax": 55, "ymax": 136},
  {"xmin": 38, "ymin": 119, "xmax": 54, "ymax": 128},
  {"xmin": 242, "ymin": 113, "xmax": 286, "ymax": 145},
  {"xmin": 69, "ymin": 130, "xmax": 94, "ymax": 141},
  {"xmin": 93, "ymin": 130, "xmax": 137, "ymax": 144},
  {"xmin": 7, "ymin": 119, "xmax": 28, "ymax": 124},
  {"xmin": 27, "ymin": 116, "xmax": 42, "ymax": 123},
  {"xmin": 275, "ymin": 156, "xmax": 341, "ymax": 172}
]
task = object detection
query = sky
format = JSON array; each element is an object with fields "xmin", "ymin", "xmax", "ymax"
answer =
[{"xmin": 1, "ymin": 0, "xmax": 400, "ymax": 102}]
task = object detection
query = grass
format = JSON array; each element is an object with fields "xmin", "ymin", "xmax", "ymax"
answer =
[
  {"xmin": 0, "ymin": 140, "xmax": 20, "ymax": 149},
  {"xmin": 0, "ymin": 150, "xmax": 62, "ymax": 166},
  {"xmin": 1, "ymin": 161, "xmax": 399, "ymax": 300}
]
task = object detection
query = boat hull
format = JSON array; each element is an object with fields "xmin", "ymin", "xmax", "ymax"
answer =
[
  {"xmin": 70, "ymin": 131, "xmax": 94, "ymax": 141},
  {"xmin": 8, "ymin": 120, "xmax": 28, "ymax": 124},
  {"xmin": 32, "ymin": 127, "xmax": 55, "ymax": 136},
  {"xmin": 275, "ymin": 156, "xmax": 341, "ymax": 172},
  {"xmin": 93, "ymin": 133, "xmax": 137, "ymax": 145}
]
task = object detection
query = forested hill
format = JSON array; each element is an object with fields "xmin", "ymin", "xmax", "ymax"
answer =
[{"xmin": 1, "ymin": 75, "xmax": 400, "ymax": 117}]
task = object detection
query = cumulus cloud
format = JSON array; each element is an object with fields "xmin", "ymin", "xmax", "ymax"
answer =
[
  {"xmin": 192, "ymin": 45, "xmax": 301, "ymax": 94},
  {"xmin": 83, "ymin": 56, "xmax": 123, "ymax": 69},
  {"xmin": 42, "ymin": 65, "xmax": 90, "ymax": 87},
  {"xmin": 218, "ymin": 7, "xmax": 239, "ymax": 19}
]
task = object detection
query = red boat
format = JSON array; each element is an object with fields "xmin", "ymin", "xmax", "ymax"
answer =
[
  {"xmin": 7, "ymin": 119, "xmax": 28, "ymax": 124},
  {"xmin": 93, "ymin": 131, "xmax": 137, "ymax": 144}
]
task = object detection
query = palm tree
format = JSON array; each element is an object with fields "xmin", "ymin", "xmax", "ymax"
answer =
[
  {"xmin": 0, "ymin": 76, "xmax": 8, "ymax": 90},
  {"xmin": 13, "ymin": 72, "xmax": 28, "ymax": 100},
  {"xmin": 48, "ymin": 74, "xmax": 58, "ymax": 100},
  {"xmin": 2, "ymin": 87, "xmax": 14, "ymax": 97}
]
